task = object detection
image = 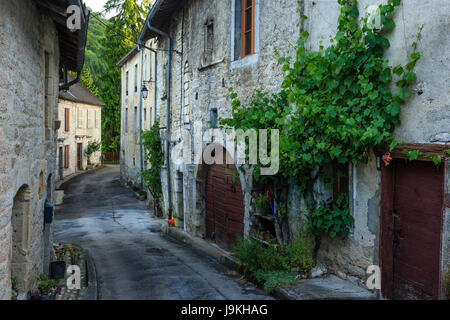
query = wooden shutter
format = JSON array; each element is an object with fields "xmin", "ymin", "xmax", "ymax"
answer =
[
  {"xmin": 241, "ymin": 0, "xmax": 255, "ymax": 58},
  {"xmin": 64, "ymin": 145, "xmax": 70, "ymax": 169},
  {"xmin": 65, "ymin": 108, "xmax": 70, "ymax": 132}
]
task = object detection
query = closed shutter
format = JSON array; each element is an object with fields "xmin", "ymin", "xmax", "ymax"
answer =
[
  {"xmin": 64, "ymin": 145, "xmax": 70, "ymax": 168},
  {"xmin": 65, "ymin": 108, "xmax": 70, "ymax": 132}
]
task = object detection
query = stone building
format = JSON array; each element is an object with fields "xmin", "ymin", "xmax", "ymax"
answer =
[
  {"xmin": 133, "ymin": 0, "xmax": 449, "ymax": 299},
  {"xmin": 118, "ymin": 41, "xmax": 157, "ymax": 187},
  {"xmin": 57, "ymin": 77, "xmax": 104, "ymax": 180},
  {"xmin": 0, "ymin": 0, "xmax": 89, "ymax": 300}
]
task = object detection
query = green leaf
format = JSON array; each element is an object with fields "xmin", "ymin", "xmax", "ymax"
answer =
[
  {"xmin": 393, "ymin": 65, "xmax": 404, "ymax": 76},
  {"xmin": 398, "ymin": 88, "xmax": 411, "ymax": 101}
]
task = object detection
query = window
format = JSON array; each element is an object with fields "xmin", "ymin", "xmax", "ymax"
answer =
[
  {"xmin": 333, "ymin": 162, "xmax": 349, "ymax": 202},
  {"xmin": 44, "ymin": 51, "xmax": 51, "ymax": 140},
  {"xmin": 242, "ymin": 0, "xmax": 255, "ymax": 58},
  {"xmin": 125, "ymin": 107, "xmax": 128, "ymax": 135},
  {"xmin": 125, "ymin": 70, "xmax": 129, "ymax": 97},
  {"xmin": 144, "ymin": 54, "xmax": 147, "ymax": 81},
  {"xmin": 144, "ymin": 107, "xmax": 147, "ymax": 122},
  {"xmin": 134, "ymin": 106, "xmax": 138, "ymax": 137},
  {"xmin": 65, "ymin": 108, "xmax": 70, "ymax": 132},
  {"xmin": 64, "ymin": 145, "xmax": 70, "ymax": 169},
  {"xmin": 203, "ymin": 17, "xmax": 214, "ymax": 65},
  {"xmin": 134, "ymin": 64, "xmax": 138, "ymax": 93}
]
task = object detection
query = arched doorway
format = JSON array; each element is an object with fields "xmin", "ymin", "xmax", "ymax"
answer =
[
  {"xmin": 205, "ymin": 148, "xmax": 245, "ymax": 250},
  {"xmin": 11, "ymin": 185, "xmax": 31, "ymax": 293}
]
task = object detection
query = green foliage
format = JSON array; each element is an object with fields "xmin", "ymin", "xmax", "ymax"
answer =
[
  {"xmin": 220, "ymin": 0, "xmax": 420, "ymax": 238},
  {"xmin": 140, "ymin": 119, "xmax": 164, "ymax": 202},
  {"xmin": 84, "ymin": 1, "xmax": 152, "ymax": 152},
  {"xmin": 404, "ymin": 148, "xmax": 421, "ymax": 161},
  {"xmin": 255, "ymin": 270, "xmax": 297, "ymax": 293},
  {"xmin": 307, "ymin": 195, "xmax": 354, "ymax": 238},
  {"xmin": 424, "ymin": 153, "xmax": 442, "ymax": 166},
  {"xmin": 11, "ymin": 277, "xmax": 18, "ymax": 300},
  {"xmin": 37, "ymin": 274, "xmax": 57, "ymax": 295},
  {"xmin": 255, "ymin": 194, "xmax": 272, "ymax": 215},
  {"xmin": 232, "ymin": 233, "xmax": 314, "ymax": 292},
  {"xmin": 85, "ymin": 140, "xmax": 101, "ymax": 165}
]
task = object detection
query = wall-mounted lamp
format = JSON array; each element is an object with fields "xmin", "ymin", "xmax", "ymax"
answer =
[{"xmin": 141, "ymin": 80, "xmax": 154, "ymax": 100}]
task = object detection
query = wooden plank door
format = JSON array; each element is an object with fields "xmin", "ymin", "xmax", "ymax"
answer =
[
  {"xmin": 77, "ymin": 143, "xmax": 83, "ymax": 170},
  {"xmin": 381, "ymin": 160, "xmax": 444, "ymax": 299},
  {"xmin": 205, "ymin": 150, "xmax": 245, "ymax": 250}
]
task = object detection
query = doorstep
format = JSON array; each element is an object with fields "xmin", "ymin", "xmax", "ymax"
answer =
[{"xmin": 273, "ymin": 275, "xmax": 378, "ymax": 300}]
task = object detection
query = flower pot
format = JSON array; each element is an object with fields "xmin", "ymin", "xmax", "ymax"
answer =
[{"xmin": 50, "ymin": 261, "xmax": 66, "ymax": 279}]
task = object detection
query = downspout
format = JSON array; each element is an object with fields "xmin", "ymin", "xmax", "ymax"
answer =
[
  {"xmin": 138, "ymin": 44, "xmax": 145, "ymax": 189},
  {"xmin": 147, "ymin": 21, "xmax": 173, "ymax": 216}
]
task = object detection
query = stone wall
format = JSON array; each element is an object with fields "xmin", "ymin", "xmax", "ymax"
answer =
[
  {"xmin": 0, "ymin": 0, "xmax": 60, "ymax": 299},
  {"xmin": 148, "ymin": 0, "xmax": 449, "ymax": 294}
]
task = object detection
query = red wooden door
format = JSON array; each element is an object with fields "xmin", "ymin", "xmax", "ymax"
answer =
[
  {"xmin": 381, "ymin": 160, "xmax": 444, "ymax": 299},
  {"xmin": 205, "ymin": 158, "xmax": 245, "ymax": 250}
]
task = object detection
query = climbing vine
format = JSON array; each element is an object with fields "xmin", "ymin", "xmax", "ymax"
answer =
[
  {"xmin": 140, "ymin": 119, "xmax": 164, "ymax": 205},
  {"xmin": 220, "ymin": 0, "xmax": 421, "ymax": 239}
]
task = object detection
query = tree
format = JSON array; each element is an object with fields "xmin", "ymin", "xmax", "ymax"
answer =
[{"xmin": 98, "ymin": 0, "xmax": 152, "ymax": 152}]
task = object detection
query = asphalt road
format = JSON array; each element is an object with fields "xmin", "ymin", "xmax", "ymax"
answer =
[{"xmin": 54, "ymin": 166, "xmax": 271, "ymax": 300}]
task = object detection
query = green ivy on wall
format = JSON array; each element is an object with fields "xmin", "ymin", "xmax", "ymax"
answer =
[
  {"xmin": 140, "ymin": 119, "xmax": 164, "ymax": 204},
  {"xmin": 220, "ymin": 0, "xmax": 422, "ymax": 239}
]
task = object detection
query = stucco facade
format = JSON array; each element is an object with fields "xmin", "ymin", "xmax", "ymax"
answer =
[
  {"xmin": 118, "ymin": 40, "xmax": 157, "ymax": 187},
  {"xmin": 57, "ymin": 94, "xmax": 104, "ymax": 180},
  {"xmin": 131, "ymin": 0, "xmax": 449, "ymax": 298}
]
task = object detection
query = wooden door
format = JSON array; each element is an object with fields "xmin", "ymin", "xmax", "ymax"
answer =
[
  {"xmin": 381, "ymin": 160, "xmax": 444, "ymax": 299},
  {"xmin": 77, "ymin": 143, "xmax": 83, "ymax": 170},
  {"xmin": 205, "ymin": 155, "xmax": 245, "ymax": 250}
]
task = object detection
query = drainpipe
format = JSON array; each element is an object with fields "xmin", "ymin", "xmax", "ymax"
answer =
[
  {"xmin": 147, "ymin": 21, "xmax": 172, "ymax": 216},
  {"xmin": 138, "ymin": 44, "xmax": 145, "ymax": 190}
]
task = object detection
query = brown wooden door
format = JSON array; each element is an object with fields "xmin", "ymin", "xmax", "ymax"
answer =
[
  {"xmin": 381, "ymin": 160, "xmax": 444, "ymax": 299},
  {"xmin": 205, "ymin": 157, "xmax": 245, "ymax": 250},
  {"xmin": 77, "ymin": 143, "xmax": 83, "ymax": 170},
  {"xmin": 64, "ymin": 145, "xmax": 70, "ymax": 169}
]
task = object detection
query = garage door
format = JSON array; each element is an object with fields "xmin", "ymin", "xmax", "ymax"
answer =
[
  {"xmin": 205, "ymin": 159, "xmax": 245, "ymax": 250},
  {"xmin": 381, "ymin": 160, "xmax": 444, "ymax": 299}
]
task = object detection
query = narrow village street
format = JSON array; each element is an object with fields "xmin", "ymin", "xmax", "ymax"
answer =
[{"xmin": 54, "ymin": 166, "xmax": 271, "ymax": 300}]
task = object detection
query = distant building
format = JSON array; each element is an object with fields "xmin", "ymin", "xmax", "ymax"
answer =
[
  {"xmin": 0, "ymin": 0, "xmax": 89, "ymax": 300},
  {"xmin": 57, "ymin": 76, "xmax": 105, "ymax": 180},
  {"xmin": 117, "ymin": 41, "xmax": 157, "ymax": 187}
]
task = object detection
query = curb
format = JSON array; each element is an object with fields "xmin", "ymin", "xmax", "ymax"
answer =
[
  {"xmin": 82, "ymin": 248, "xmax": 99, "ymax": 300},
  {"xmin": 159, "ymin": 221, "xmax": 240, "ymax": 273}
]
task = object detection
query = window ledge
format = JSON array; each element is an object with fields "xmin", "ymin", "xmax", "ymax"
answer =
[
  {"xmin": 198, "ymin": 58, "xmax": 226, "ymax": 72},
  {"xmin": 230, "ymin": 54, "xmax": 259, "ymax": 70}
]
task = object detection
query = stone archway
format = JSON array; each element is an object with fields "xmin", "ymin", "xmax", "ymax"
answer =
[{"xmin": 11, "ymin": 185, "xmax": 32, "ymax": 293}]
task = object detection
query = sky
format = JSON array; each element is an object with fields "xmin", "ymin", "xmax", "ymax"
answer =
[{"xmin": 84, "ymin": 0, "xmax": 115, "ymax": 18}]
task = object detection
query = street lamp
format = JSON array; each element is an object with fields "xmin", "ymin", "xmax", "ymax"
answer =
[
  {"xmin": 142, "ymin": 85, "xmax": 149, "ymax": 100},
  {"xmin": 141, "ymin": 80, "xmax": 154, "ymax": 100}
]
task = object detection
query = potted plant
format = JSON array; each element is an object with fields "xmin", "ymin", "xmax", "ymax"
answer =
[
  {"xmin": 36, "ymin": 274, "xmax": 58, "ymax": 300},
  {"xmin": 68, "ymin": 245, "xmax": 83, "ymax": 265},
  {"xmin": 173, "ymin": 212, "xmax": 180, "ymax": 228},
  {"xmin": 51, "ymin": 243, "xmax": 67, "ymax": 279}
]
